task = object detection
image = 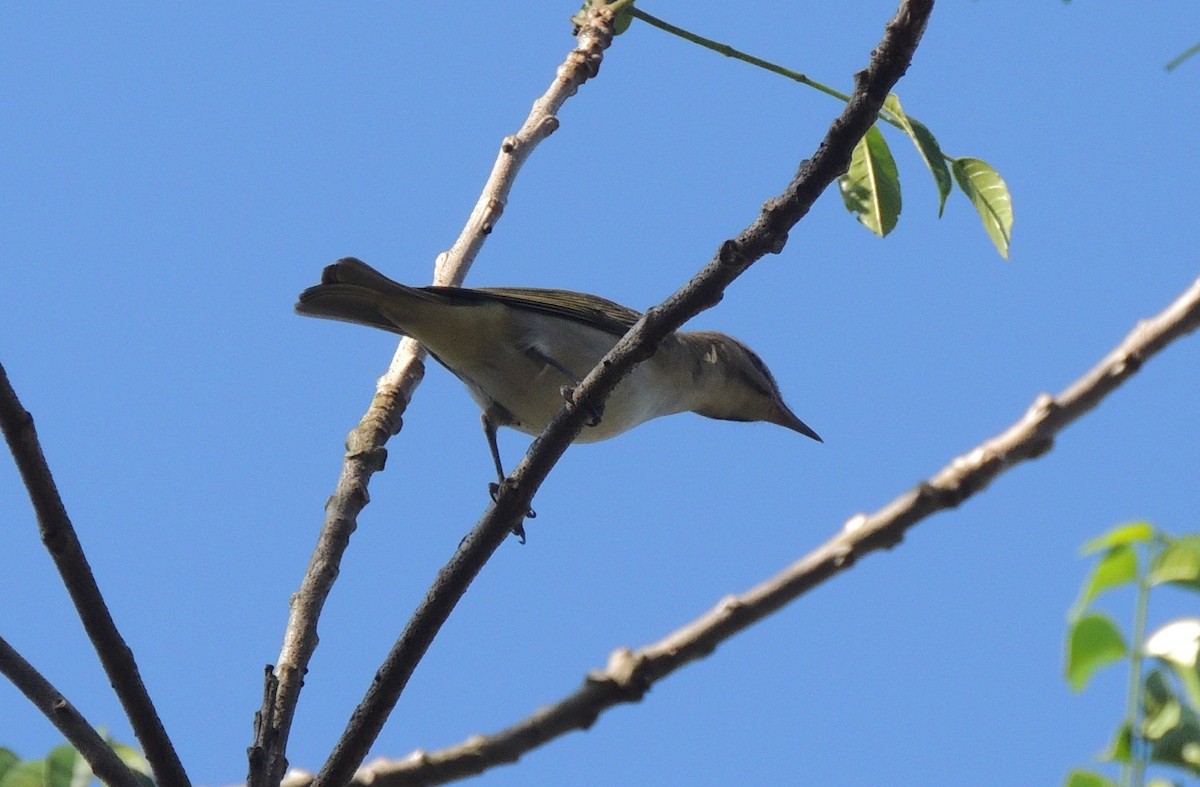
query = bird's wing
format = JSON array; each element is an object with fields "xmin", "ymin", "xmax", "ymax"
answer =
[{"xmin": 421, "ymin": 286, "xmax": 641, "ymax": 337}]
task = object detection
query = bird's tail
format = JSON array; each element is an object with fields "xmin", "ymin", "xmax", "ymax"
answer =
[{"xmin": 295, "ymin": 257, "xmax": 436, "ymax": 335}]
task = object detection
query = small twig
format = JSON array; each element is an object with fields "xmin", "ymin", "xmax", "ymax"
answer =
[
  {"xmin": 0, "ymin": 362, "xmax": 190, "ymax": 787},
  {"xmin": 1165, "ymin": 41, "xmax": 1200, "ymax": 72},
  {"xmin": 631, "ymin": 7, "xmax": 850, "ymax": 102},
  {"xmin": 0, "ymin": 634, "xmax": 144, "ymax": 787},
  {"xmin": 330, "ymin": 271, "xmax": 1200, "ymax": 787},
  {"xmin": 254, "ymin": 6, "xmax": 623, "ymax": 787},
  {"xmin": 247, "ymin": 667, "xmax": 280, "ymax": 783},
  {"xmin": 297, "ymin": 2, "xmax": 933, "ymax": 786},
  {"xmin": 630, "ymin": 6, "xmax": 945, "ymax": 157}
]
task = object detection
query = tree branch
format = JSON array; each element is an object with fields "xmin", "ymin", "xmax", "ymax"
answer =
[
  {"xmin": 300, "ymin": 2, "xmax": 934, "ymax": 786},
  {"xmin": 0, "ymin": 362, "xmax": 189, "ymax": 787},
  {"xmin": 252, "ymin": 7, "xmax": 622, "ymax": 787},
  {"xmin": 0, "ymin": 634, "xmax": 144, "ymax": 787},
  {"xmin": 328, "ymin": 270, "xmax": 1200, "ymax": 787}
]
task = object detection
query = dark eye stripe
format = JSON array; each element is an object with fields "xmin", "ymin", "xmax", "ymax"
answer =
[{"xmin": 725, "ymin": 338, "xmax": 781, "ymax": 397}]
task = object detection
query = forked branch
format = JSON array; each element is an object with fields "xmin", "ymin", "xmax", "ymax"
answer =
[
  {"xmin": 328, "ymin": 272, "xmax": 1200, "ymax": 787},
  {"xmin": 304, "ymin": 2, "xmax": 934, "ymax": 786}
]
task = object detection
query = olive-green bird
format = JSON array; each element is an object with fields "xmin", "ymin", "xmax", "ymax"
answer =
[{"xmin": 296, "ymin": 257, "xmax": 820, "ymax": 483}]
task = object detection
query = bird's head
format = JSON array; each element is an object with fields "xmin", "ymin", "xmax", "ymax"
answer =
[{"xmin": 686, "ymin": 332, "xmax": 822, "ymax": 442}]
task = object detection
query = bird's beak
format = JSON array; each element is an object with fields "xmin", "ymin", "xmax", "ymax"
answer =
[{"xmin": 767, "ymin": 400, "xmax": 822, "ymax": 443}]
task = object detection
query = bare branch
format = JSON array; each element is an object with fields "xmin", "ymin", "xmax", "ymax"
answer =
[
  {"xmin": 336, "ymin": 272, "xmax": 1200, "ymax": 787},
  {"xmin": 501, "ymin": 0, "xmax": 933, "ymax": 531},
  {"xmin": 0, "ymin": 362, "xmax": 189, "ymax": 787},
  {"xmin": 253, "ymin": 7, "xmax": 621, "ymax": 787},
  {"xmin": 304, "ymin": 2, "xmax": 934, "ymax": 786},
  {"xmin": 0, "ymin": 634, "xmax": 144, "ymax": 787}
]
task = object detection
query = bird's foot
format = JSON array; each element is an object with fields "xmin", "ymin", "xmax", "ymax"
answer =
[
  {"xmin": 560, "ymin": 385, "xmax": 604, "ymax": 427},
  {"xmin": 488, "ymin": 481, "xmax": 535, "ymax": 543}
]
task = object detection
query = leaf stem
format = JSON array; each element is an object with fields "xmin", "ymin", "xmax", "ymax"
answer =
[
  {"xmin": 629, "ymin": 7, "xmax": 919, "ymax": 136},
  {"xmin": 1123, "ymin": 559, "xmax": 1152, "ymax": 787},
  {"xmin": 1165, "ymin": 41, "xmax": 1200, "ymax": 72},
  {"xmin": 630, "ymin": 8, "xmax": 848, "ymax": 101}
]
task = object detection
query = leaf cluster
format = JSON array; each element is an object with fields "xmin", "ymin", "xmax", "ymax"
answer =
[
  {"xmin": 1066, "ymin": 523, "xmax": 1200, "ymax": 786},
  {"xmin": 0, "ymin": 742, "xmax": 151, "ymax": 787},
  {"xmin": 839, "ymin": 95, "xmax": 1013, "ymax": 258},
  {"xmin": 588, "ymin": 0, "xmax": 1015, "ymax": 258}
]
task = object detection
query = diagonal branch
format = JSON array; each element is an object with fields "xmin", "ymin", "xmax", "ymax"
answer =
[
  {"xmin": 0, "ymin": 362, "xmax": 190, "ymax": 787},
  {"xmin": 306, "ymin": 2, "xmax": 934, "ymax": 786},
  {"xmin": 250, "ymin": 7, "xmax": 624, "ymax": 787},
  {"xmin": 333, "ymin": 271, "xmax": 1200, "ymax": 786},
  {"xmin": 0, "ymin": 634, "xmax": 144, "ymax": 787}
]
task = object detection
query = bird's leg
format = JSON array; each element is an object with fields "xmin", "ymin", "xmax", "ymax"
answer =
[
  {"xmin": 482, "ymin": 413, "xmax": 534, "ymax": 539},
  {"xmin": 524, "ymin": 346, "xmax": 604, "ymax": 427},
  {"xmin": 482, "ymin": 412, "xmax": 507, "ymax": 488}
]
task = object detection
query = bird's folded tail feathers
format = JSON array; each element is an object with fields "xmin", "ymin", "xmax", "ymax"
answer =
[
  {"xmin": 318, "ymin": 256, "xmax": 412, "ymax": 293},
  {"xmin": 294, "ymin": 257, "xmax": 438, "ymax": 335}
]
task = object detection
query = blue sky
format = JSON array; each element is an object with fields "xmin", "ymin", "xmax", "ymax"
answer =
[{"xmin": 2, "ymin": 3, "xmax": 1199, "ymax": 785}]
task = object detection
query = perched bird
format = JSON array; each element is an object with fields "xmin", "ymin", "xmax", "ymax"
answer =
[{"xmin": 296, "ymin": 257, "xmax": 820, "ymax": 485}]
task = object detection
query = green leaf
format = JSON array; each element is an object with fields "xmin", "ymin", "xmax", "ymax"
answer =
[
  {"xmin": 839, "ymin": 125, "xmax": 902, "ymax": 237},
  {"xmin": 44, "ymin": 745, "xmax": 89, "ymax": 787},
  {"xmin": 1176, "ymin": 662, "xmax": 1200, "ymax": 712},
  {"xmin": 882, "ymin": 94, "xmax": 951, "ymax": 216},
  {"xmin": 1071, "ymin": 544, "xmax": 1139, "ymax": 620},
  {"xmin": 1081, "ymin": 521, "xmax": 1155, "ymax": 555},
  {"xmin": 1102, "ymin": 721, "xmax": 1132, "ymax": 763},
  {"xmin": 108, "ymin": 741, "xmax": 153, "ymax": 786},
  {"xmin": 951, "ymin": 157, "xmax": 1013, "ymax": 259},
  {"xmin": 572, "ymin": 0, "xmax": 635, "ymax": 33},
  {"xmin": 1143, "ymin": 669, "xmax": 1200, "ymax": 774},
  {"xmin": 1066, "ymin": 612, "xmax": 1128, "ymax": 691},
  {"xmin": 0, "ymin": 759, "xmax": 46, "ymax": 787},
  {"xmin": 0, "ymin": 751, "xmax": 17, "ymax": 783},
  {"xmin": 1150, "ymin": 536, "xmax": 1200, "ymax": 590},
  {"xmin": 1146, "ymin": 667, "xmax": 1174, "ymax": 709},
  {"xmin": 1064, "ymin": 770, "xmax": 1117, "ymax": 787},
  {"xmin": 613, "ymin": 2, "xmax": 635, "ymax": 35},
  {"xmin": 1143, "ymin": 685, "xmax": 1183, "ymax": 741}
]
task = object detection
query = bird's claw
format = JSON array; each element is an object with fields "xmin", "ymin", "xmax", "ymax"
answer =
[
  {"xmin": 488, "ymin": 481, "xmax": 535, "ymax": 544},
  {"xmin": 560, "ymin": 385, "xmax": 604, "ymax": 427}
]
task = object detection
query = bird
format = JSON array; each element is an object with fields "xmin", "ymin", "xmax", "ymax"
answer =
[{"xmin": 296, "ymin": 257, "xmax": 821, "ymax": 489}]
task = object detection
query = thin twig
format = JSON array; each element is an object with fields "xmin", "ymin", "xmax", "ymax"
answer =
[
  {"xmin": 631, "ymin": 7, "xmax": 850, "ymax": 102},
  {"xmin": 0, "ymin": 363, "xmax": 190, "ymax": 787},
  {"xmin": 253, "ymin": 6, "xmax": 625, "ymax": 787},
  {"xmin": 631, "ymin": 6, "xmax": 945, "ymax": 158},
  {"xmin": 300, "ymin": 2, "xmax": 934, "ymax": 786},
  {"xmin": 0, "ymin": 634, "xmax": 144, "ymax": 787},
  {"xmin": 1165, "ymin": 41, "xmax": 1200, "ymax": 72},
  {"xmin": 337, "ymin": 270, "xmax": 1200, "ymax": 785}
]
